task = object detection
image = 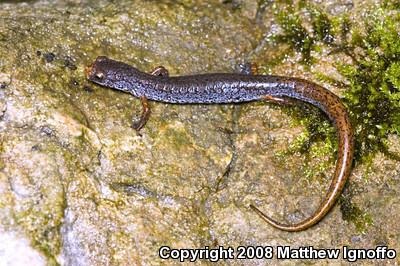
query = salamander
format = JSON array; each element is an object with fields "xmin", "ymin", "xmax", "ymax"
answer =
[{"xmin": 85, "ymin": 56, "xmax": 354, "ymax": 232}]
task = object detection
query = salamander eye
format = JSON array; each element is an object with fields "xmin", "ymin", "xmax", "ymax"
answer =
[{"xmin": 95, "ymin": 72, "xmax": 104, "ymax": 80}]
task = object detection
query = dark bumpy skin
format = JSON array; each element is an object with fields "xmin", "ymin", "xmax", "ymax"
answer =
[{"xmin": 86, "ymin": 56, "xmax": 354, "ymax": 232}]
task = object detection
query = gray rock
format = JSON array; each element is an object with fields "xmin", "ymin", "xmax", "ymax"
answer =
[{"xmin": 0, "ymin": 0, "xmax": 399, "ymax": 265}]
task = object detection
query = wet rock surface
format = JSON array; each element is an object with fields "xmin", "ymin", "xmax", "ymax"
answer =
[{"xmin": 0, "ymin": 0, "xmax": 399, "ymax": 265}]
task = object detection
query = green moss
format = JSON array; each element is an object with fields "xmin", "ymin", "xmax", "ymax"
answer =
[
  {"xmin": 338, "ymin": 8, "xmax": 400, "ymax": 159},
  {"xmin": 272, "ymin": 1, "xmax": 400, "ymax": 161},
  {"xmin": 268, "ymin": 1, "xmax": 400, "ymax": 231},
  {"xmin": 273, "ymin": 1, "xmax": 337, "ymax": 64},
  {"xmin": 274, "ymin": 104, "xmax": 337, "ymax": 180},
  {"xmin": 339, "ymin": 195, "xmax": 373, "ymax": 234},
  {"xmin": 307, "ymin": 6, "xmax": 334, "ymax": 44},
  {"xmin": 221, "ymin": 0, "xmax": 241, "ymax": 10},
  {"xmin": 275, "ymin": 5, "xmax": 314, "ymax": 64}
]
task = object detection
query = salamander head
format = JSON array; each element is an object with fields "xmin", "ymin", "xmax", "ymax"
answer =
[{"xmin": 85, "ymin": 56, "xmax": 146, "ymax": 94}]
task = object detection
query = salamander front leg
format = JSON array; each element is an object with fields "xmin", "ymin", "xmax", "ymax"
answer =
[
  {"xmin": 131, "ymin": 66, "xmax": 170, "ymax": 132},
  {"xmin": 150, "ymin": 66, "xmax": 169, "ymax": 77},
  {"xmin": 132, "ymin": 96, "xmax": 151, "ymax": 131}
]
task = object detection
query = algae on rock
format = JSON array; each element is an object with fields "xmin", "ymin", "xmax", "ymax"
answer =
[{"xmin": 0, "ymin": 0, "xmax": 399, "ymax": 265}]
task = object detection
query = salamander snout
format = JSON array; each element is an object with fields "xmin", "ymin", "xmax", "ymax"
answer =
[
  {"xmin": 85, "ymin": 62, "xmax": 106, "ymax": 84},
  {"xmin": 84, "ymin": 63, "xmax": 94, "ymax": 78}
]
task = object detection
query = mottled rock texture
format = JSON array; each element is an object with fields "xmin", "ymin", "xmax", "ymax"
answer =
[{"xmin": 0, "ymin": 0, "xmax": 399, "ymax": 265}]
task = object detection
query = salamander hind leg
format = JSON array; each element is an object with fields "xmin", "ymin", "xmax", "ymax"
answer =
[
  {"xmin": 237, "ymin": 62, "xmax": 258, "ymax": 75},
  {"xmin": 132, "ymin": 96, "xmax": 151, "ymax": 132},
  {"xmin": 261, "ymin": 95, "xmax": 296, "ymax": 106}
]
